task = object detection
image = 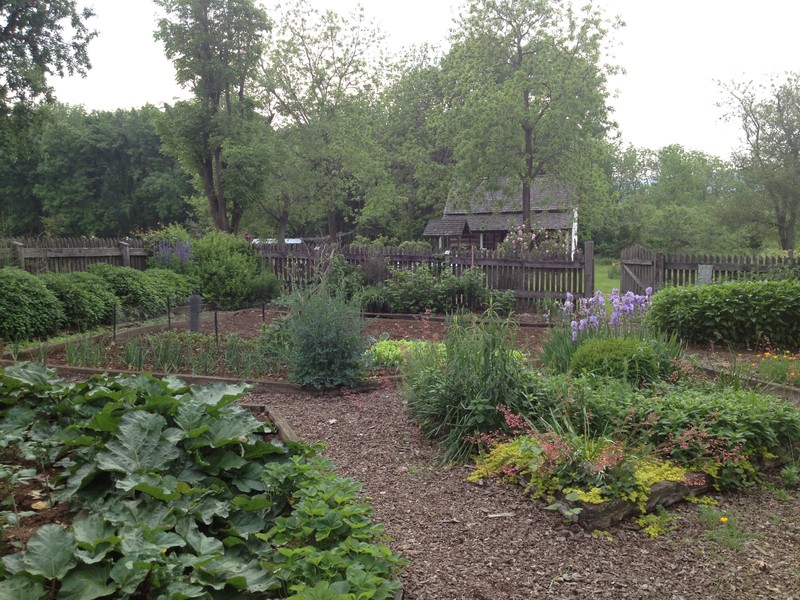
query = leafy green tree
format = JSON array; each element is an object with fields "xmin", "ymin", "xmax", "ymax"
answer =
[
  {"xmin": 262, "ymin": 0, "xmax": 390, "ymax": 242},
  {"xmin": 722, "ymin": 73, "xmax": 800, "ymax": 253},
  {"xmin": 371, "ymin": 48, "xmax": 455, "ymax": 240},
  {"xmin": 0, "ymin": 104, "xmax": 193, "ymax": 237},
  {"xmin": 0, "ymin": 0, "xmax": 96, "ymax": 160},
  {"xmin": 444, "ymin": 0, "xmax": 618, "ymax": 223},
  {"xmin": 154, "ymin": 0, "xmax": 271, "ymax": 232}
]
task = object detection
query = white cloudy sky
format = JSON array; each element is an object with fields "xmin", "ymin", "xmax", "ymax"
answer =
[{"xmin": 52, "ymin": 0, "xmax": 800, "ymax": 161}]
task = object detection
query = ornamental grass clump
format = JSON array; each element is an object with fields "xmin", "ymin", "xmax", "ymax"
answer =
[{"xmin": 402, "ymin": 313, "xmax": 553, "ymax": 463}]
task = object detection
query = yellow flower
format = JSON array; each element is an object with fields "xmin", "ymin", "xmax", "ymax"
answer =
[{"xmin": 719, "ymin": 517, "xmax": 728, "ymax": 524}]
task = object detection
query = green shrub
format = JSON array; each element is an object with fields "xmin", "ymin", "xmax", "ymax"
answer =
[
  {"xmin": 0, "ymin": 268, "xmax": 64, "ymax": 341},
  {"xmin": 87, "ymin": 263, "xmax": 166, "ymax": 319},
  {"xmin": 561, "ymin": 378, "xmax": 800, "ymax": 488},
  {"xmin": 40, "ymin": 271, "xmax": 117, "ymax": 331},
  {"xmin": 249, "ymin": 271, "xmax": 281, "ymax": 303},
  {"xmin": 383, "ymin": 266, "xmax": 489, "ymax": 314},
  {"xmin": 286, "ymin": 285, "xmax": 365, "ymax": 389},
  {"xmin": 402, "ymin": 313, "xmax": 554, "ymax": 462},
  {"xmin": 143, "ymin": 268, "xmax": 199, "ymax": 307},
  {"xmin": 569, "ymin": 337, "xmax": 659, "ymax": 385},
  {"xmin": 141, "ymin": 223, "xmax": 193, "ymax": 273},
  {"xmin": 190, "ymin": 232, "xmax": 259, "ymax": 310},
  {"xmin": 648, "ymin": 280, "xmax": 800, "ymax": 347}
]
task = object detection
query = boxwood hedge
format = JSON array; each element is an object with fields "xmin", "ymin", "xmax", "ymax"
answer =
[
  {"xmin": 648, "ymin": 280, "xmax": 800, "ymax": 347},
  {"xmin": 0, "ymin": 268, "xmax": 65, "ymax": 342}
]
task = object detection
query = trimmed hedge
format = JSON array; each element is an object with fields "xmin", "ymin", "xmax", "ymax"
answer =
[
  {"xmin": 41, "ymin": 271, "xmax": 117, "ymax": 331},
  {"xmin": 569, "ymin": 337, "xmax": 659, "ymax": 385},
  {"xmin": 0, "ymin": 268, "xmax": 65, "ymax": 341},
  {"xmin": 87, "ymin": 263, "xmax": 167, "ymax": 319},
  {"xmin": 648, "ymin": 280, "xmax": 800, "ymax": 347},
  {"xmin": 189, "ymin": 232, "xmax": 259, "ymax": 310}
]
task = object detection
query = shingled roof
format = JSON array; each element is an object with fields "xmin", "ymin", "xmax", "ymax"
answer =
[
  {"xmin": 422, "ymin": 217, "xmax": 470, "ymax": 237},
  {"xmin": 465, "ymin": 210, "xmax": 573, "ymax": 232},
  {"xmin": 444, "ymin": 177, "xmax": 574, "ymax": 217}
]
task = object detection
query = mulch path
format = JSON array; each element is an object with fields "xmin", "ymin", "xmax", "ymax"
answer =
[{"xmin": 247, "ymin": 383, "xmax": 800, "ymax": 600}]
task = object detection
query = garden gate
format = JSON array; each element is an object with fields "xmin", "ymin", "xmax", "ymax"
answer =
[{"xmin": 620, "ymin": 244, "xmax": 663, "ymax": 294}]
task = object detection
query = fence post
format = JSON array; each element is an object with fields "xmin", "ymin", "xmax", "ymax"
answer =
[
  {"xmin": 11, "ymin": 241, "xmax": 25, "ymax": 270},
  {"xmin": 119, "ymin": 241, "xmax": 131, "ymax": 268},
  {"xmin": 583, "ymin": 241, "xmax": 594, "ymax": 296},
  {"xmin": 654, "ymin": 252, "xmax": 665, "ymax": 291}
]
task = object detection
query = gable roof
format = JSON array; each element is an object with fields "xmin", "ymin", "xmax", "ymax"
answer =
[
  {"xmin": 422, "ymin": 217, "xmax": 470, "ymax": 237},
  {"xmin": 444, "ymin": 177, "xmax": 574, "ymax": 216}
]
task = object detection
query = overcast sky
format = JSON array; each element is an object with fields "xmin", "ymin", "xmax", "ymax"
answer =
[{"xmin": 52, "ymin": 0, "xmax": 800, "ymax": 161}]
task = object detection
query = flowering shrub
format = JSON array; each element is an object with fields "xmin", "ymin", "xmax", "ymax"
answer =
[{"xmin": 497, "ymin": 223, "xmax": 571, "ymax": 256}]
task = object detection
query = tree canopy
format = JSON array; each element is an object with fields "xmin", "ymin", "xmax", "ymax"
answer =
[
  {"xmin": 722, "ymin": 73, "xmax": 800, "ymax": 253},
  {"xmin": 444, "ymin": 0, "xmax": 618, "ymax": 223},
  {"xmin": 154, "ymin": 0, "xmax": 271, "ymax": 232},
  {"xmin": 0, "ymin": 0, "xmax": 96, "ymax": 158}
]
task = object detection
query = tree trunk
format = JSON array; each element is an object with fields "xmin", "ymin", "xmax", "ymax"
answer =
[
  {"xmin": 327, "ymin": 209, "xmax": 338, "ymax": 243},
  {"xmin": 278, "ymin": 209, "xmax": 289, "ymax": 245},
  {"xmin": 212, "ymin": 147, "xmax": 230, "ymax": 232}
]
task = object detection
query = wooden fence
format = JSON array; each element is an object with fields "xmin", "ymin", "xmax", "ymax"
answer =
[
  {"xmin": 620, "ymin": 244, "xmax": 798, "ymax": 294},
  {"xmin": 0, "ymin": 237, "xmax": 148, "ymax": 273},
  {"xmin": 256, "ymin": 242, "xmax": 595, "ymax": 310}
]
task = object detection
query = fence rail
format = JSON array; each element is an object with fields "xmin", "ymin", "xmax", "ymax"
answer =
[
  {"xmin": 257, "ymin": 242, "xmax": 594, "ymax": 310},
  {"xmin": 0, "ymin": 237, "xmax": 148, "ymax": 273}
]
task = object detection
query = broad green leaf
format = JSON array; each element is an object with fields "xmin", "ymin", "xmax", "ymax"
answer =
[
  {"xmin": 0, "ymin": 575, "xmax": 44, "ymax": 600},
  {"xmin": 95, "ymin": 412, "xmax": 179, "ymax": 473},
  {"xmin": 4, "ymin": 362, "xmax": 61, "ymax": 390},
  {"xmin": 0, "ymin": 405, "xmax": 36, "ymax": 435},
  {"xmin": 188, "ymin": 383, "xmax": 249, "ymax": 413},
  {"xmin": 176, "ymin": 518, "xmax": 224, "ymax": 556},
  {"xmin": 109, "ymin": 556, "xmax": 149, "ymax": 593},
  {"xmin": 22, "ymin": 524, "xmax": 77, "ymax": 580},
  {"xmin": 58, "ymin": 564, "xmax": 116, "ymax": 600}
]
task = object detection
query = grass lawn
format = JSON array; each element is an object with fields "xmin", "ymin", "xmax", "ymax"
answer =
[{"xmin": 593, "ymin": 256, "xmax": 620, "ymax": 295}]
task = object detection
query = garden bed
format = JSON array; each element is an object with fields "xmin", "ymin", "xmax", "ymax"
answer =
[{"xmin": 3, "ymin": 309, "xmax": 547, "ymax": 383}]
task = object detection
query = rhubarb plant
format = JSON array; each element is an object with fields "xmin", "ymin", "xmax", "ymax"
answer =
[{"xmin": 0, "ymin": 363, "xmax": 403, "ymax": 598}]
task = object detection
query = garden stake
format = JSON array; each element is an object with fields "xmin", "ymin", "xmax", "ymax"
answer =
[
  {"xmin": 112, "ymin": 304, "xmax": 116, "ymax": 341},
  {"xmin": 262, "ymin": 302, "xmax": 266, "ymax": 322},
  {"xmin": 214, "ymin": 310, "xmax": 219, "ymax": 349},
  {"xmin": 167, "ymin": 296, "xmax": 171, "ymax": 331}
]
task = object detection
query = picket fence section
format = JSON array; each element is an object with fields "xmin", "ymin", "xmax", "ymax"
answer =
[
  {"xmin": 0, "ymin": 237, "xmax": 148, "ymax": 273},
  {"xmin": 256, "ymin": 242, "xmax": 595, "ymax": 310},
  {"xmin": 620, "ymin": 244, "xmax": 798, "ymax": 294}
]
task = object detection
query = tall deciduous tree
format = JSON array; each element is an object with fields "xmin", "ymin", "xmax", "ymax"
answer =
[
  {"xmin": 722, "ymin": 73, "xmax": 800, "ymax": 253},
  {"xmin": 445, "ymin": 0, "xmax": 618, "ymax": 223},
  {"xmin": 371, "ymin": 47, "xmax": 455, "ymax": 240},
  {"xmin": 262, "ymin": 0, "xmax": 389, "ymax": 242},
  {"xmin": 154, "ymin": 0, "xmax": 271, "ymax": 232},
  {"xmin": 0, "ymin": 0, "xmax": 96, "ymax": 159}
]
